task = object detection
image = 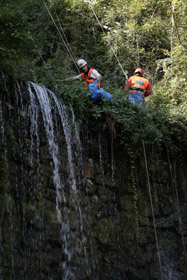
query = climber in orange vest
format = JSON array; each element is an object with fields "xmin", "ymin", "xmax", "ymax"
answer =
[
  {"xmin": 125, "ymin": 68, "xmax": 152, "ymax": 106},
  {"xmin": 65, "ymin": 59, "xmax": 113, "ymax": 101}
]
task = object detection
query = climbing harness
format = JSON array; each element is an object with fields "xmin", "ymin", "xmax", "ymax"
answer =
[{"xmin": 81, "ymin": 68, "xmax": 97, "ymax": 87}]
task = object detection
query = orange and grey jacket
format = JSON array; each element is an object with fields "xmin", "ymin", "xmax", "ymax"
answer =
[{"xmin": 125, "ymin": 75, "xmax": 152, "ymax": 97}]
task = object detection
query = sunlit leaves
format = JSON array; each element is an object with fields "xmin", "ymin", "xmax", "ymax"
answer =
[{"xmin": 0, "ymin": 0, "xmax": 186, "ymax": 113}]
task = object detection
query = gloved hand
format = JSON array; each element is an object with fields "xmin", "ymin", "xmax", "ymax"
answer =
[{"xmin": 97, "ymin": 82, "xmax": 101, "ymax": 89}]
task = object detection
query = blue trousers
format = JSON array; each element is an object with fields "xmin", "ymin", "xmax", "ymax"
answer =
[
  {"xmin": 126, "ymin": 92, "xmax": 144, "ymax": 106},
  {"xmin": 88, "ymin": 81, "xmax": 113, "ymax": 101}
]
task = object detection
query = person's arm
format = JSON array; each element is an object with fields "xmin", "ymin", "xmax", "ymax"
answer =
[
  {"xmin": 96, "ymin": 74, "xmax": 102, "ymax": 82},
  {"xmin": 65, "ymin": 74, "xmax": 82, "ymax": 81},
  {"xmin": 144, "ymin": 82, "xmax": 152, "ymax": 97},
  {"xmin": 91, "ymin": 69, "xmax": 102, "ymax": 81},
  {"xmin": 57, "ymin": 74, "xmax": 81, "ymax": 83},
  {"xmin": 125, "ymin": 78, "xmax": 132, "ymax": 90}
]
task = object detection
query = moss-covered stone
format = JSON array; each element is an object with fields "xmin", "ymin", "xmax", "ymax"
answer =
[{"xmin": 0, "ymin": 81, "xmax": 186, "ymax": 280}]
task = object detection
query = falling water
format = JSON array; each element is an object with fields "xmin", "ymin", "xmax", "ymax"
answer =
[
  {"xmin": 28, "ymin": 82, "xmax": 74, "ymax": 279},
  {"xmin": 28, "ymin": 83, "xmax": 40, "ymax": 178},
  {"xmin": 70, "ymin": 105, "xmax": 83, "ymax": 179},
  {"xmin": 28, "ymin": 82, "xmax": 91, "ymax": 279},
  {"xmin": 49, "ymin": 90, "xmax": 89, "ymax": 274},
  {"xmin": 27, "ymin": 82, "xmax": 45, "ymax": 275},
  {"xmin": 49, "ymin": 91, "xmax": 77, "ymax": 192}
]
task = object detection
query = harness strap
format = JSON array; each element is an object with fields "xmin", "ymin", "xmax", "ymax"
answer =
[
  {"xmin": 81, "ymin": 68, "xmax": 96, "ymax": 87},
  {"xmin": 130, "ymin": 86, "xmax": 145, "ymax": 92}
]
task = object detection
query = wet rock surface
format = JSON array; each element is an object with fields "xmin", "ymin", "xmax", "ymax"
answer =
[{"xmin": 0, "ymin": 81, "xmax": 186, "ymax": 280}]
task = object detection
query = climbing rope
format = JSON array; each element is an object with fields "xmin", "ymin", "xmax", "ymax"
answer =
[
  {"xmin": 54, "ymin": 10, "xmax": 80, "ymax": 71},
  {"xmin": 142, "ymin": 140, "xmax": 164, "ymax": 280},
  {"xmin": 43, "ymin": 0, "xmax": 128, "ymax": 79},
  {"xmin": 31, "ymin": 37, "xmax": 56, "ymax": 82},
  {"xmin": 84, "ymin": 0, "xmax": 128, "ymax": 80},
  {"xmin": 43, "ymin": 0, "xmax": 80, "ymax": 73}
]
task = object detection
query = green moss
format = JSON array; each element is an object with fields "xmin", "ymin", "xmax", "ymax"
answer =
[{"xmin": 23, "ymin": 202, "xmax": 38, "ymax": 212}]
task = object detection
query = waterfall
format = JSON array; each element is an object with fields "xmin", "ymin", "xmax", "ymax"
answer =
[
  {"xmin": 70, "ymin": 104, "xmax": 83, "ymax": 180},
  {"xmin": 0, "ymin": 79, "xmax": 186, "ymax": 280},
  {"xmin": 28, "ymin": 82, "xmax": 89, "ymax": 279},
  {"xmin": 49, "ymin": 91, "xmax": 77, "ymax": 193},
  {"xmin": 49, "ymin": 92, "xmax": 88, "ymax": 252},
  {"xmin": 28, "ymin": 82, "xmax": 72, "ymax": 279}
]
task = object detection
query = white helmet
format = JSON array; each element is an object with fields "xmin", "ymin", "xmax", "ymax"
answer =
[{"xmin": 77, "ymin": 59, "xmax": 87, "ymax": 69}]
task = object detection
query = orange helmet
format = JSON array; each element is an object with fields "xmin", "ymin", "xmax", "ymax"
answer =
[{"xmin": 134, "ymin": 68, "xmax": 143, "ymax": 76}]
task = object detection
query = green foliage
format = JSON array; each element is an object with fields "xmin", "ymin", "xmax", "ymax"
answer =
[
  {"xmin": 0, "ymin": 1, "xmax": 33, "ymax": 77},
  {"xmin": 0, "ymin": 0, "xmax": 186, "ymax": 116},
  {"xmin": 23, "ymin": 202, "xmax": 38, "ymax": 212},
  {"xmin": 61, "ymin": 82, "xmax": 186, "ymax": 154}
]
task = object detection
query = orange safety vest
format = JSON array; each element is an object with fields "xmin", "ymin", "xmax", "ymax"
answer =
[
  {"xmin": 130, "ymin": 76, "xmax": 149, "ymax": 92},
  {"xmin": 81, "ymin": 68, "xmax": 96, "ymax": 87}
]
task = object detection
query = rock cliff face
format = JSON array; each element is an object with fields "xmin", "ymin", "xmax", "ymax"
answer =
[{"xmin": 0, "ymin": 80, "xmax": 186, "ymax": 280}]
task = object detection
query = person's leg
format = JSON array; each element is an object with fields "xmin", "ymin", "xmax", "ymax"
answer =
[
  {"xmin": 88, "ymin": 82, "xmax": 102, "ymax": 100},
  {"xmin": 99, "ymin": 88, "xmax": 113, "ymax": 100},
  {"xmin": 89, "ymin": 81, "xmax": 113, "ymax": 101},
  {"xmin": 129, "ymin": 92, "xmax": 143, "ymax": 106}
]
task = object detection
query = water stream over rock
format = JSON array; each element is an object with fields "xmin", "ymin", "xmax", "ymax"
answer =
[{"xmin": 0, "ymin": 80, "xmax": 186, "ymax": 280}]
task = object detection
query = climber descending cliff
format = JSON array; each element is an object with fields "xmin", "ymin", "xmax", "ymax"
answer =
[
  {"xmin": 65, "ymin": 59, "xmax": 113, "ymax": 101},
  {"xmin": 43, "ymin": 1, "xmax": 151, "ymax": 106},
  {"xmin": 125, "ymin": 68, "xmax": 152, "ymax": 106},
  {"xmin": 65, "ymin": 63, "xmax": 152, "ymax": 106}
]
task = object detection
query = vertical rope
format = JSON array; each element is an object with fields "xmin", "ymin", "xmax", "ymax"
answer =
[
  {"xmin": 43, "ymin": 0, "xmax": 80, "ymax": 73},
  {"xmin": 142, "ymin": 140, "xmax": 164, "ymax": 280},
  {"xmin": 31, "ymin": 37, "xmax": 56, "ymax": 82},
  {"xmin": 166, "ymin": 146, "xmax": 187, "ymax": 259},
  {"xmin": 82, "ymin": 122, "xmax": 96, "ymax": 280},
  {"xmin": 54, "ymin": 10, "xmax": 80, "ymax": 72},
  {"xmin": 86, "ymin": 0, "xmax": 128, "ymax": 79}
]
